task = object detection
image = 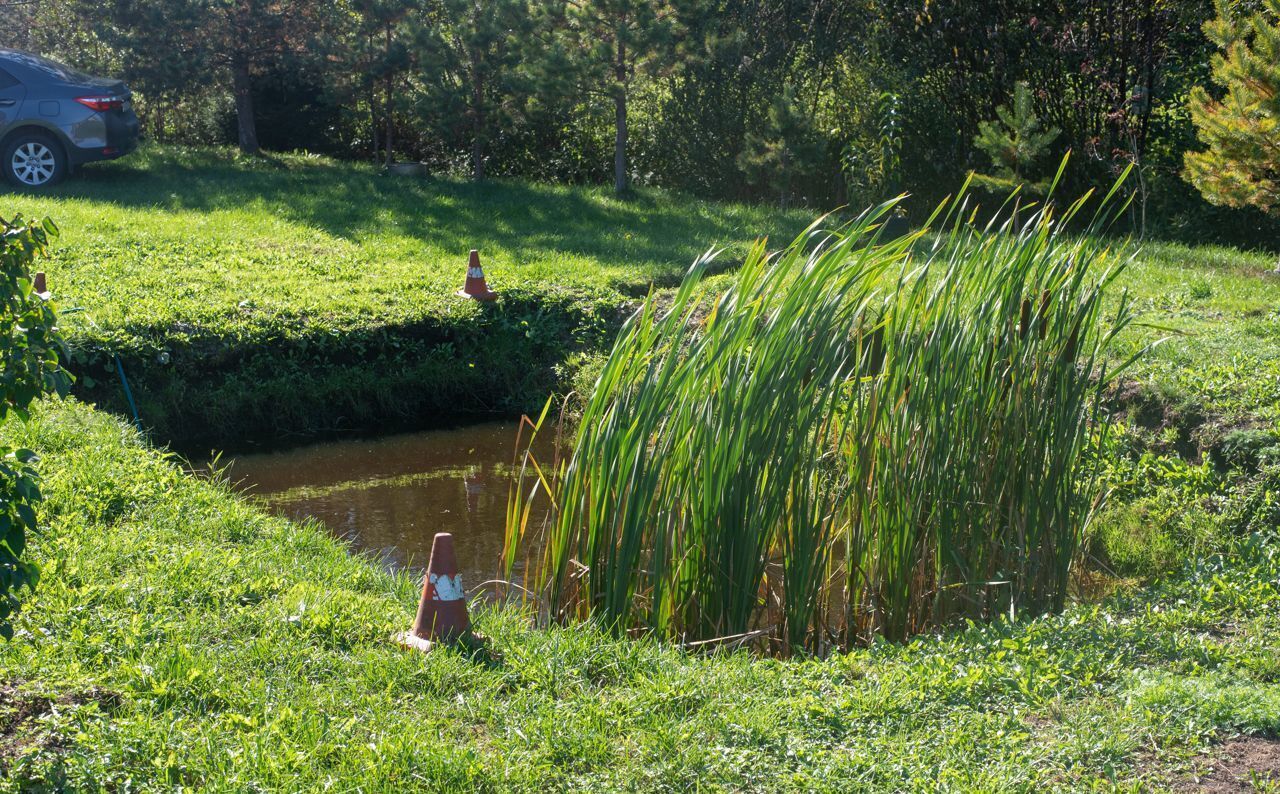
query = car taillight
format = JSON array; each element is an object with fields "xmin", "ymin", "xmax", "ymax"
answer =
[{"xmin": 75, "ymin": 96, "xmax": 123, "ymax": 112}]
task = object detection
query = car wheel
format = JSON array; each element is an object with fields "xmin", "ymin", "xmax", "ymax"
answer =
[{"xmin": 2, "ymin": 133, "xmax": 66, "ymax": 189}]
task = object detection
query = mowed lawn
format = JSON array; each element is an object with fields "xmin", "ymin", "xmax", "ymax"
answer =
[{"xmin": 5, "ymin": 146, "xmax": 804, "ymax": 352}]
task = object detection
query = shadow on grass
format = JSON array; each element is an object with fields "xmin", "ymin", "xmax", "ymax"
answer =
[{"xmin": 51, "ymin": 147, "xmax": 803, "ymax": 287}]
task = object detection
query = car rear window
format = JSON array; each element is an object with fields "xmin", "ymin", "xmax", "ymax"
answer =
[
  {"xmin": 1, "ymin": 52, "xmax": 92, "ymax": 83},
  {"xmin": 0, "ymin": 68, "xmax": 18, "ymax": 89}
]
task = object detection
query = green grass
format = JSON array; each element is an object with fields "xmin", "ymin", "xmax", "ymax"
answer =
[
  {"xmin": 1, "ymin": 399, "xmax": 1279, "ymax": 790},
  {"xmin": 5, "ymin": 145, "xmax": 1279, "ymax": 454},
  {"xmin": 1083, "ymin": 239, "xmax": 1280, "ymax": 576},
  {"xmin": 2, "ymin": 147, "xmax": 1280, "ymax": 788},
  {"xmin": 2, "ymin": 145, "xmax": 806, "ymax": 447},
  {"xmin": 1114, "ymin": 240, "xmax": 1280, "ymax": 427}
]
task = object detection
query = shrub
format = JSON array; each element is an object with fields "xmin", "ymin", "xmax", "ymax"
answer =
[{"xmin": 0, "ymin": 215, "xmax": 70, "ymax": 637}]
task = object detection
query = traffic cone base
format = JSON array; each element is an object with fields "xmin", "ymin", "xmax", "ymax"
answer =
[
  {"xmin": 457, "ymin": 249, "xmax": 498, "ymax": 301},
  {"xmin": 392, "ymin": 630, "xmax": 436, "ymax": 653}
]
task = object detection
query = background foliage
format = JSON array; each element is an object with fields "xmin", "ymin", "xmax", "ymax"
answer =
[{"xmin": 3, "ymin": 0, "xmax": 1276, "ymax": 246}]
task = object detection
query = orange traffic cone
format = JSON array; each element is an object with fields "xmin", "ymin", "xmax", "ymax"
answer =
[
  {"xmin": 32, "ymin": 271, "xmax": 49, "ymax": 299},
  {"xmin": 394, "ymin": 532, "xmax": 471, "ymax": 652},
  {"xmin": 456, "ymin": 249, "xmax": 498, "ymax": 301}
]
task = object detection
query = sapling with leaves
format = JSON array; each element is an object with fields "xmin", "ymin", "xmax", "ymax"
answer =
[{"xmin": 0, "ymin": 216, "xmax": 70, "ymax": 639}]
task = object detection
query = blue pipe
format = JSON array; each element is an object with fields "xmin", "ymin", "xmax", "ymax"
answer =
[{"xmin": 114, "ymin": 354, "xmax": 141, "ymax": 428}]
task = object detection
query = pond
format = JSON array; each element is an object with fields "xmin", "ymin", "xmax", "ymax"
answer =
[{"xmin": 211, "ymin": 422, "xmax": 554, "ymax": 588}]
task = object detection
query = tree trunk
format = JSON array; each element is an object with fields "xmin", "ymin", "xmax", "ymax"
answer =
[
  {"xmin": 231, "ymin": 56, "xmax": 259, "ymax": 155},
  {"xmin": 613, "ymin": 37, "xmax": 628, "ymax": 194},
  {"xmin": 614, "ymin": 90, "xmax": 627, "ymax": 194},
  {"xmin": 384, "ymin": 23, "xmax": 394, "ymax": 167},
  {"xmin": 384, "ymin": 74, "xmax": 394, "ymax": 167},
  {"xmin": 370, "ymin": 84, "xmax": 380, "ymax": 163},
  {"xmin": 471, "ymin": 50, "xmax": 485, "ymax": 181}
]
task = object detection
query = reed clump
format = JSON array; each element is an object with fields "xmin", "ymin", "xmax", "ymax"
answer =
[{"xmin": 507, "ymin": 180, "xmax": 1138, "ymax": 654}]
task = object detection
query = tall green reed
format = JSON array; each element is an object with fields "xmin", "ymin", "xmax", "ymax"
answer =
[{"xmin": 507, "ymin": 176, "xmax": 1140, "ymax": 654}]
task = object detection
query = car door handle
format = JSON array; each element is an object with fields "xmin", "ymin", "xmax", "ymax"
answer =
[{"xmin": 0, "ymin": 100, "xmax": 14, "ymax": 107}]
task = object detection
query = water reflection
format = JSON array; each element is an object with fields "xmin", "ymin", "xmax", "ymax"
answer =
[{"xmin": 213, "ymin": 423, "xmax": 553, "ymax": 584}]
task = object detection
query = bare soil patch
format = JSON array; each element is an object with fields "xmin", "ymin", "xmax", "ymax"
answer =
[
  {"xmin": 1175, "ymin": 736, "xmax": 1280, "ymax": 792},
  {"xmin": 0, "ymin": 682, "xmax": 120, "ymax": 767}
]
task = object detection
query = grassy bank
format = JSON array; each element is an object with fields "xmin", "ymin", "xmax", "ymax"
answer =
[
  {"xmin": 6, "ymin": 145, "xmax": 1279, "ymax": 462},
  {"xmin": 1082, "ymin": 241, "xmax": 1280, "ymax": 577},
  {"xmin": 3, "ymin": 147, "xmax": 1280, "ymax": 787},
  {"xmin": 6, "ymin": 146, "xmax": 804, "ymax": 448},
  {"xmin": 0, "ymin": 399, "xmax": 1274, "ymax": 790}
]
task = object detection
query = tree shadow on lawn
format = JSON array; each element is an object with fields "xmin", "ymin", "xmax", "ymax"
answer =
[{"xmin": 58, "ymin": 151, "xmax": 805, "ymax": 289}]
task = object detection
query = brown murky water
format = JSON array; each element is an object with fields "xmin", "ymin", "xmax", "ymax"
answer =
[{"xmin": 214, "ymin": 423, "xmax": 553, "ymax": 585}]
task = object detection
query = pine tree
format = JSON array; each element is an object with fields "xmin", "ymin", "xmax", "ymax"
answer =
[
  {"xmin": 548, "ymin": 0, "xmax": 695, "ymax": 194},
  {"xmin": 737, "ymin": 86, "xmax": 825, "ymax": 207},
  {"xmin": 347, "ymin": 0, "xmax": 423, "ymax": 167},
  {"xmin": 414, "ymin": 0, "xmax": 539, "ymax": 181},
  {"xmin": 973, "ymin": 81, "xmax": 1060, "ymax": 185},
  {"xmin": 95, "ymin": 0, "xmax": 337, "ymax": 155},
  {"xmin": 1183, "ymin": 0, "xmax": 1280, "ymax": 218}
]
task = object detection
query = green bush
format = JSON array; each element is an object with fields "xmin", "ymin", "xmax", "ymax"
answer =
[{"xmin": 0, "ymin": 215, "xmax": 70, "ymax": 637}]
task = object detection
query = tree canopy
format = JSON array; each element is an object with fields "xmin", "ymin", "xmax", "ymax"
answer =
[{"xmin": 6, "ymin": 0, "xmax": 1275, "ymax": 244}]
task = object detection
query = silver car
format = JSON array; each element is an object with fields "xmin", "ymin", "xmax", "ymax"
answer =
[{"xmin": 0, "ymin": 49, "xmax": 140, "ymax": 189}]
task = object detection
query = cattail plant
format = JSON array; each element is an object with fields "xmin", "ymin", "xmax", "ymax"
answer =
[{"xmin": 506, "ymin": 172, "xmax": 1139, "ymax": 654}]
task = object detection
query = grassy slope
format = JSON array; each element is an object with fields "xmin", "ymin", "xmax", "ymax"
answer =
[
  {"xmin": 2, "ymin": 149, "xmax": 1280, "ymax": 788},
  {"xmin": 1079, "ymin": 241, "xmax": 1280, "ymax": 576},
  {"xmin": 4, "ymin": 146, "xmax": 804, "ymax": 447},
  {"xmin": 1118, "ymin": 240, "xmax": 1280, "ymax": 427},
  {"xmin": 0, "ymin": 400, "xmax": 1277, "ymax": 792}
]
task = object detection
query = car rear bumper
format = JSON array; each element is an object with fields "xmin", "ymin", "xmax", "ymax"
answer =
[{"xmin": 67, "ymin": 109, "xmax": 139, "ymax": 165}]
